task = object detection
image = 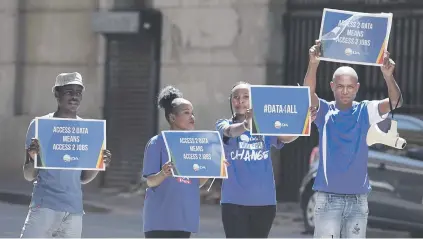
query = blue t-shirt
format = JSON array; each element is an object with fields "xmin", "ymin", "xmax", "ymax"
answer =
[
  {"xmin": 25, "ymin": 113, "xmax": 83, "ymax": 214},
  {"xmin": 216, "ymin": 119, "xmax": 284, "ymax": 206},
  {"xmin": 142, "ymin": 135, "xmax": 200, "ymax": 233},
  {"xmin": 312, "ymin": 99, "xmax": 387, "ymax": 195}
]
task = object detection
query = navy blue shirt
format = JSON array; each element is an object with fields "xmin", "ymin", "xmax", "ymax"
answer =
[{"xmin": 25, "ymin": 113, "xmax": 83, "ymax": 214}]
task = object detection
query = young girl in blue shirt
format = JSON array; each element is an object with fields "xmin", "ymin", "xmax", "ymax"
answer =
[
  {"xmin": 142, "ymin": 86, "xmax": 208, "ymax": 238},
  {"xmin": 215, "ymin": 81, "xmax": 316, "ymax": 238}
]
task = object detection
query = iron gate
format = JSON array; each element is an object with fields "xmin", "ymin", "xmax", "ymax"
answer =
[
  {"xmin": 277, "ymin": 0, "xmax": 423, "ymax": 202},
  {"xmin": 101, "ymin": 9, "xmax": 162, "ymax": 189}
]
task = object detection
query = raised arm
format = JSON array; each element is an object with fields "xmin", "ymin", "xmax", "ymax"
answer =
[
  {"xmin": 304, "ymin": 40, "xmax": 321, "ymax": 108},
  {"xmin": 216, "ymin": 109, "xmax": 253, "ymax": 138},
  {"xmin": 378, "ymin": 51, "xmax": 403, "ymax": 116},
  {"xmin": 220, "ymin": 120, "xmax": 248, "ymax": 138},
  {"xmin": 303, "ymin": 40, "xmax": 331, "ymax": 128}
]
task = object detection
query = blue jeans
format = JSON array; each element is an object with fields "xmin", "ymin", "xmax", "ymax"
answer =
[
  {"xmin": 20, "ymin": 207, "xmax": 83, "ymax": 238},
  {"xmin": 313, "ymin": 191, "xmax": 369, "ymax": 238}
]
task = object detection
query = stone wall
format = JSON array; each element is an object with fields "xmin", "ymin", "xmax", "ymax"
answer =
[
  {"xmin": 0, "ymin": 0, "xmax": 288, "ymax": 190},
  {"xmin": 155, "ymin": 0, "xmax": 287, "ymax": 131},
  {"xmin": 0, "ymin": 0, "xmax": 106, "ymax": 185},
  {"xmin": 153, "ymin": 0, "xmax": 287, "ymax": 188}
]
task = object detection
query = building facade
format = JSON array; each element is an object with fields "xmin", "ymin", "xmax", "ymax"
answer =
[
  {"xmin": 3, "ymin": 0, "xmax": 422, "ymax": 201},
  {"xmin": 0, "ymin": 0, "xmax": 288, "ymax": 194}
]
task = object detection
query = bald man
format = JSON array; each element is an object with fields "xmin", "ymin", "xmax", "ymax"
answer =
[{"xmin": 303, "ymin": 40, "xmax": 402, "ymax": 238}]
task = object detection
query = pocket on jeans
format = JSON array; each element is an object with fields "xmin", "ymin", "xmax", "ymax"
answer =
[
  {"xmin": 357, "ymin": 195, "xmax": 369, "ymax": 215},
  {"xmin": 314, "ymin": 192, "xmax": 328, "ymax": 214}
]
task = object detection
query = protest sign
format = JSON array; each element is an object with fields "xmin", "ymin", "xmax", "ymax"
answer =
[
  {"xmin": 249, "ymin": 85, "xmax": 311, "ymax": 136},
  {"xmin": 35, "ymin": 118, "xmax": 106, "ymax": 170},
  {"xmin": 319, "ymin": 8, "xmax": 393, "ymax": 66},
  {"xmin": 161, "ymin": 130, "xmax": 227, "ymax": 179}
]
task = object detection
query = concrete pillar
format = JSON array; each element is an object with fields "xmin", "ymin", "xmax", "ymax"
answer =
[
  {"xmin": 0, "ymin": 0, "xmax": 26, "ymax": 188},
  {"xmin": 0, "ymin": 0, "xmax": 19, "ymax": 120}
]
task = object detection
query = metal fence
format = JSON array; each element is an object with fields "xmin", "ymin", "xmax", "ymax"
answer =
[{"xmin": 277, "ymin": 0, "xmax": 423, "ymax": 202}]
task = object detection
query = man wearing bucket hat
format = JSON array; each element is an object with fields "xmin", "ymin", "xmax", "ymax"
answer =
[{"xmin": 20, "ymin": 72, "xmax": 112, "ymax": 238}]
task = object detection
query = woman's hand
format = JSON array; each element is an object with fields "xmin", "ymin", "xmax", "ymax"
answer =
[
  {"xmin": 243, "ymin": 108, "xmax": 254, "ymax": 130},
  {"xmin": 160, "ymin": 161, "xmax": 174, "ymax": 177}
]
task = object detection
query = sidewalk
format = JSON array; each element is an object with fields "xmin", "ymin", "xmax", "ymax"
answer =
[
  {"xmin": 79, "ymin": 187, "xmax": 305, "ymax": 230},
  {"xmin": 0, "ymin": 182, "xmax": 304, "ymax": 223},
  {"xmin": 81, "ymin": 185, "xmax": 303, "ymax": 220},
  {"xmin": 0, "ymin": 187, "xmax": 109, "ymax": 213},
  {"xmin": 0, "ymin": 185, "xmax": 409, "ymax": 238}
]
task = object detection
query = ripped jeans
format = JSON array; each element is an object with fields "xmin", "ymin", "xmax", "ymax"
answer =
[
  {"xmin": 20, "ymin": 207, "xmax": 82, "ymax": 238},
  {"xmin": 313, "ymin": 191, "xmax": 368, "ymax": 238}
]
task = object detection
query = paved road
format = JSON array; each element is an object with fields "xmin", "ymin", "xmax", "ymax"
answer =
[
  {"xmin": 0, "ymin": 201, "xmax": 408, "ymax": 238},
  {"xmin": 0, "ymin": 202, "xmax": 306, "ymax": 238}
]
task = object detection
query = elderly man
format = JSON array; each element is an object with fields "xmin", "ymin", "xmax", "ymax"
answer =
[
  {"xmin": 20, "ymin": 72, "xmax": 112, "ymax": 238},
  {"xmin": 304, "ymin": 40, "xmax": 402, "ymax": 238}
]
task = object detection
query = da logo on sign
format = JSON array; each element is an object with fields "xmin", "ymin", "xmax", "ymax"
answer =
[
  {"xmin": 274, "ymin": 121, "xmax": 288, "ymax": 129},
  {"xmin": 345, "ymin": 48, "xmax": 360, "ymax": 56},
  {"xmin": 193, "ymin": 163, "xmax": 206, "ymax": 171},
  {"xmin": 63, "ymin": 154, "xmax": 79, "ymax": 162}
]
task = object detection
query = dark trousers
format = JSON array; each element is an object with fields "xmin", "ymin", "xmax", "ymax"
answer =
[
  {"xmin": 221, "ymin": 203, "xmax": 276, "ymax": 238},
  {"xmin": 144, "ymin": 230, "xmax": 191, "ymax": 238}
]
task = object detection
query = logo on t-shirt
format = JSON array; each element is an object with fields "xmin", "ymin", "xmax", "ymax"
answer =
[
  {"xmin": 230, "ymin": 134, "xmax": 269, "ymax": 161},
  {"xmin": 176, "ymin": 177, "xmax": 192, "ymax": 184}
]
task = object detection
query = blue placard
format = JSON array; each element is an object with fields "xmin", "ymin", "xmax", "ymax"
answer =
[
  {"xmin": 250, "ymin": 85, "xmax": 311, "ymax": 136},
  {"xmin": 35, "ymin": 118, "xmax": 106, "ymax": 170},
  {"xmin": 161, "ymin": 131, "xmax": 227, "ymax": 179},
  {"xmin": 319, "ymin": 8, "xmax": 393, "ymax": 66}
]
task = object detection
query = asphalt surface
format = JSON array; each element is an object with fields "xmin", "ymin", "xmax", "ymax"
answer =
[
  {"xmin": 0, "ymin": 201, "xmax": 307, "ymax": 238},
  {"xmin": 0, "ymin": 187, "xmax": 410, "ymax": 238},
  {"xmin": 0, "ymin": 200, "xmax": 410, "ymax": 238}
]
